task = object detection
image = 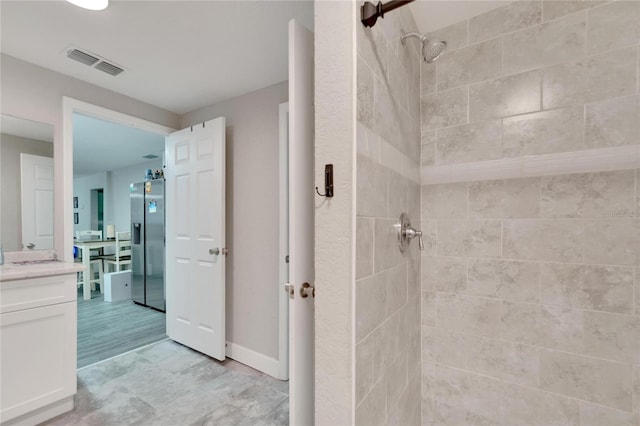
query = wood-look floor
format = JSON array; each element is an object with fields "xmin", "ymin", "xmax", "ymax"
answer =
[{"xmin": 77, "ymin": 288, "xmax": 167, "ymax": 368}]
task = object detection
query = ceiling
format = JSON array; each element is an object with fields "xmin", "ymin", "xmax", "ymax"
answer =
[
  {"xmin": 0, "ymin": 0, "xmax": 509, "ymax": 118},
  {"xmin": 1, "ymin": 0, "xmax": 313, "ymax": 115},
  {"xmin": 3, "ymin": 0, "xmax": 513, "ymax": 180},
  {"xmin": 410, "ymin": 0, "xmax": 513, "ymax": 33},
  {"xmin": 73, "ymin": 113, "xmax": 164, "ymax": 177}
]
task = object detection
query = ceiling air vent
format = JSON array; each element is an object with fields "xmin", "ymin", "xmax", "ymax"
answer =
[
  {"xmin": 142, "ymin": 154, "xmax": 159, "ymax": 159},
  {"xmin": 95, "ymin": 61, "xmax": 124, "ymax": 76},
  {"xmin": 66, "ymin": 48, "xmax": 99, "ymax": 66}
]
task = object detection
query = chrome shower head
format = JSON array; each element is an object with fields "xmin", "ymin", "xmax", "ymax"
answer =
[{"xmin": 401, "ymin": 32, "xmax": 447, "ymax": 63}]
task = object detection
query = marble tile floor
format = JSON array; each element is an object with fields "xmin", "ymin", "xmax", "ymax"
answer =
[{"xmin": 44, "ymin": 340, "xmax": 289, "ymax": 426}]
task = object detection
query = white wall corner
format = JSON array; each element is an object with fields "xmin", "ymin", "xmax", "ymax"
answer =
[{"xmin": 314, "ymin": 1, "xmax": 357, "ymax": 425}]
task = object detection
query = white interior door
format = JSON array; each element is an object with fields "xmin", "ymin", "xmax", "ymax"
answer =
[
  {"xmin": 288, "ymin": 19, "xmax": 315, "ymax": 426},
  {"xmin": 20, "ymin": 153, "xmax": 54, "ymax": 250},
  {"xmin": 165, "ymin": 117, "xmax": 226, "ymax": 361}
]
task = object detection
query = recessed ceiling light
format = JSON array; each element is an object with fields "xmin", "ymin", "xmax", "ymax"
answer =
[{"xmin": 66, "ymin": 0, "xmax": 109, "ymax": 11}]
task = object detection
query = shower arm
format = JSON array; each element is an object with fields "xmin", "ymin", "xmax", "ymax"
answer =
[{"xmin": 361, "ymin": 0, "xmax": 415, "ymax": 28}]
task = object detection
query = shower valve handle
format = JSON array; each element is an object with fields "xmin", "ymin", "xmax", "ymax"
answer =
[{"xmin": 404, "ymin": 227, "xmax": 424, "ymax": 251}]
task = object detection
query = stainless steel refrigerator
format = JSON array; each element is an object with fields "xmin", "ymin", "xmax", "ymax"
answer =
[{"xmin": 131, "ymin": 180, "xmax": 165, "ymax": 312}]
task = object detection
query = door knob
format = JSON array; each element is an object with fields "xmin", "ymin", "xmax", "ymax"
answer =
[
  {"xmin": 26, "ymin": 243, "xmax": 35, "ymax": 249},
  {"xmin": 300, "ymin": 282, "xmax": 315, "ymax": 298},
  {"xmin": 209, "ymin": 248, "xmax": 220, "ymax": 255}
]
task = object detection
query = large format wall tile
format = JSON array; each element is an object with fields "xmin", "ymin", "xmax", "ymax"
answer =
[
  {"xmin": 503, "ymin": 219, "xmax": 583, "ymax": 262},
  {"xmin": 358, "ymin": 57, "xmax": 375, "ymax": 129},
  {"xmin": 540, "ymin": 350, "xmax": 633, "ymax": 411},
  {"xmin": 583, "ymin": 219, "xmax": 639, "ymax": 266},
  {"xmin": 436, "ymin": 119, "xmax": 502, "ymax": 165},
  {"xmin": 429, "ymin": 21, "xmax": 468, "ymax": 52},
  {"xmin": 421, "ymin": 182, "xmax": 467, "ymax": 220},
  {"xmin": 355, "ymin": 375, "xmax": 386, "ymax": 426},
  {"xmin": 500, "ymin": 302, "xmax": 585, "ymax": 352},
  {"xmin": 466, "ymin": 336, "xmax": 540, "ymax": 387},
  {"xmin": 587, "ymin": 0, "xmax": 640, "ymax": 55},
  {"xmin": 582, "ymin": 310, "xmax": 640, "ymax": 364},
  {"xmin": 421, "ymin": 131, "xmax": 436, "ymax": 166},
  {"xmin": 356, "ymin": 273, "xmax": 387, "ymax": 341},
  {"xmin": 417, "ymin": 1, "xmax": 640, "ymax": 423},
  {"xmin": 540, "ymin": 263, "xmax": 635, "ymax": 314},
  {"xmin": 421, "ymin": 256, "xmax": 466, "ymax": 293},
  {"xmin": 467, "ymin": 259, "xmax": 540, "ymax": 303},
  {"xmin": 356, "ymin": 218, "xmax": 374, "ymax": 279},
  {"xmin": 470, "ymin": 70, "xmax": 541, "ymax": 121},
  {"xmin": 422, "ymin": 326, "xmax": 467, "ymax": 369},
  {"xmin": 437, "ymin": 38, "xmax": 502, "ymax": 90},
  {"xmin": 436, "ymin": 293, "xmax": 502, "ymax": 337},
  {"xmin": 542, "ymin": 47, "xmax": 637, "ymax": 109},
  {"xmin": 540, "ymin": 170, "xmax": 636, "ymax": 218},
  {"xmin": 542, "ymin": 0, "xmax": 606, "ymax": 22},
  {"xmin": 469, "ymin": 1, "xmax": 542, "ymax": 43},
  {"xmin": 502, "ymin": 106, "xmax": 584, "ymax": 157},
  {"xmin": 357, "ymin": 154, "xmax": 387, "ymax": 217},
  {"xmin": 437, "ymin": 220, "xmax": 502, "ymax": 258},
  {"xmin": 421, "ymin": 86, "xmax": 468, "ymax": 130},
  {"xmin": 579, "ymin": 401, "xmax": 636, "ymax": 426},
  {"xmin": 469, "ymin": 178, "xmax": 540, "ymax": 218},
  {"xmin": 443, "ymin": 366, "xmax": 581, "ymax": 425},
  {"xmin": 585, "ymin": 95, "xmax": 640, "ymax": 149},
  {"xmin": 374, "ymin": 218, "xmax": 405, "ymax": 272},
  {"xmin": 503, "ymin": 11, "xmax": 586, "ymax": 74}
]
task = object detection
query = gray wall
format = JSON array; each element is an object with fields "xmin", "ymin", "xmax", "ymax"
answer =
[
  {"xmin": 419, "ymin": 1, "xmax": 640, "ymax": 424},
  {"xmin": 0, "ymin": 133, "xmax": 54, "ymax": 251},
  {"xmin": 105, "ymin": 159, "xmax": 163, "ymax": 238},
  {"xmin": 180, "ymin": 81, "xmax": 287, "ymax": 362},
  {"xmin": 355, "ymin": 5, "xmax": 422, "ymax": 425},
  {"xmin": 0, "ymin": 53, "xmax": 179, "ymax": 256}
]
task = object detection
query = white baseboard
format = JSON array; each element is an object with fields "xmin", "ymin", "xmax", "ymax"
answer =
[
  {"xmin": 2, "ymin": 396, "xmax": 73, "ymax": 426},
  {"xmin": 225, "ymin": 341, "xmax": 284, "ymax": 379}
]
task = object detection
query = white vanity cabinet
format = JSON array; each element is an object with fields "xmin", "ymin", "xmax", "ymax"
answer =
[{"xmin": 0, "ymin": 272, "xmax": 77, "ymax": 426}]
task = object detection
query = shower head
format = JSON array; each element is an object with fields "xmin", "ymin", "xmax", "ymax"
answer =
[{"xmin": 401, "ymin": 32, "xmax": 447, "ymax": 63}]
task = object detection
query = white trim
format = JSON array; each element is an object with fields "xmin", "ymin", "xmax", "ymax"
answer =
[
  {"xmin": 226, "ymin": 341, "xmax": 285, "ymax": 381},
  {"xmin": 1, "ymin": 396, "xmax": 74, "ymax": 426},
  {"xmin": 278, "ymin": 101, "xmax": 290, "ymax": 381},
  {"xmin": 421, "ymin": 145, "xmax": 640, "ymax": 185},
  {"xmin": 61, "ymin": 97, "xmax": 174, "ymax": 260}
]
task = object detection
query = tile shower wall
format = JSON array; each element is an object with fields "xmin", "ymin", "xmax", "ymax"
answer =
[
  {"xmin": 420, "ymin": 1, "xmax": 640, "ymax": 425},
  {"xmin": 355, "ymin": 6, "xmax": 422, "ymax": 426}
]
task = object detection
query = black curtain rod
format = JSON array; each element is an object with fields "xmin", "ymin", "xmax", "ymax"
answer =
[{"xmin": 361, "ymin": 0, "xmax": 415, "ymax": 28}]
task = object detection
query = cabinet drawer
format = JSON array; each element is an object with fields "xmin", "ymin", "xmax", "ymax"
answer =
[{"xmin": 0, "ymin": 275, "xmax": 76, "ymax": 314}]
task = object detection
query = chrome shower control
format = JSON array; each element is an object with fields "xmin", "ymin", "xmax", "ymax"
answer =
[{"xmin": 397, "ymin": 213, "xmax": 424, "ymax": 252}]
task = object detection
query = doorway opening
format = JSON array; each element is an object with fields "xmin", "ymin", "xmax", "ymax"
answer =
[{"xmin": 66, "ymin": 100, "xmax": 171, "ymax": 368}]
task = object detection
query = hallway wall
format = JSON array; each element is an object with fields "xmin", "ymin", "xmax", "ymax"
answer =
[
  {"xmin": 180, "ymin": 82, "xmax": 288, "ymax": 373},
  {"xmin": 419, "ymin": 1, "xmax": 640, "ymax": 424}
]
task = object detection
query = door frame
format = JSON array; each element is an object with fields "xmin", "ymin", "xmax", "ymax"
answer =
[
  {"xmin": 278, "ymin": 101, "xmax": 290, "ymax": 381},
  {"xmin": 61, "ymin": 97, "xmax": 174, "ymax": 261}
]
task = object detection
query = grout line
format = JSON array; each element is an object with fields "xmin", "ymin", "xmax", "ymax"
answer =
[{"xmin": 428, "ymin": 362, "xmax": 637, "ymax": 415}]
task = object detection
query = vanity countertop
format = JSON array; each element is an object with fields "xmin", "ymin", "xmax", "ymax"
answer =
[
  {"xmin": 0, "ymin": 252, "xmax": 84, "ymax": 282},
  {"xmin": 0, "ymin": 261, "xmax": 84, "ymax": 282}
]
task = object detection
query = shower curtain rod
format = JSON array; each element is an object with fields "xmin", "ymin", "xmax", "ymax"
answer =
[{"xmin": 361, "ymin": 0, "xmax": 415, "ymax": 28}]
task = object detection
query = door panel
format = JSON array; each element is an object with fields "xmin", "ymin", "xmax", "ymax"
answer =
[
  {"xmin": 20, "ymin": 154, "xmax": 54, "ymax": 250},
  {"xmin": 165, "ymin": 118, "xmax": 226, "ymax": 361},
  {"xmin": 289, "ymin": 19, "xmax": 315, "ymax": 426}
]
